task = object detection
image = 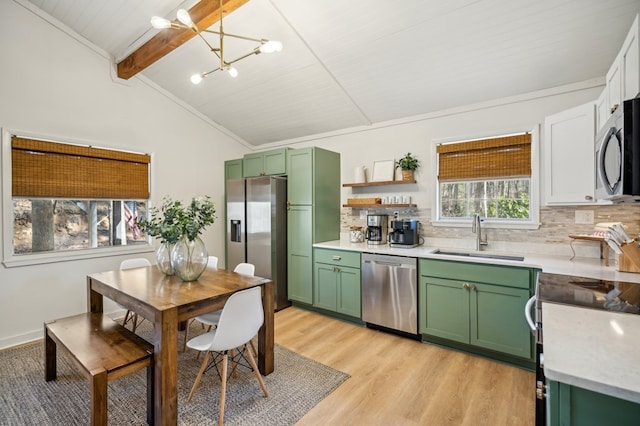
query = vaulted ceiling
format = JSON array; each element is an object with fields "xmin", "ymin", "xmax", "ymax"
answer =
[{"xmin": 25, "ymin": 0, "xmax": 640, "ymax": 146}]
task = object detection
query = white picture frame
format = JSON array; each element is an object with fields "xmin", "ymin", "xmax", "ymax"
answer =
[{"xmin": 371, "ymin": 160, "xmax": 395, "ymax": 182}]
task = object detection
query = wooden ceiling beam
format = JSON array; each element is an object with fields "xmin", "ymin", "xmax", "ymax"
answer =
[{"xmin": 117, "ymin": 0, "xmax": 250, "ymax": 80}]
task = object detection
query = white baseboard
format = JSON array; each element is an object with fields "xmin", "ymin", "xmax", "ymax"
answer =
[{"xmin": 0, "ymin": 308, "xmax": 127, "ymax": 351}]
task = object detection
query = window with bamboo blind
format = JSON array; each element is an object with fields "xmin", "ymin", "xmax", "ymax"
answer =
[
  {"xmin": 436, "ymin": 133, "xmax": 532, "ymax": 221},
  {"xmin": 9, "ymin": 135, "xmax": 151, "ymax": 258}
]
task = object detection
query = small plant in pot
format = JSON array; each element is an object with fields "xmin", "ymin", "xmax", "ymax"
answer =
[{"xmin": 396, "ymin": 152, "xmax": 419, "ymax": 181}]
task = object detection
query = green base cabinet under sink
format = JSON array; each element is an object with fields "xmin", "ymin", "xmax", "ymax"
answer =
[
  {"xmin": 419, "ymin": 258, "xmax": 536, "ymax": 361},
  {"xmin": 313, "ymin": 248, "xmax": 361, "ymax": 318}
]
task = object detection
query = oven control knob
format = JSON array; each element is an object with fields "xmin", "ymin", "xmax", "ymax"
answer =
[{"xmin": 536, "ymin": 381, "xmax": 547, "ymax": 400}]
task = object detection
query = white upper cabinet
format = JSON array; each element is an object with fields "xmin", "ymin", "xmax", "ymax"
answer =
[
  {"xmin": 606, "ymin": 57, "xmax": 622, "ymax": 116},
  {"xmin": 543, "ymin": 102, "xmax": 596, "ymax": 205},
  {"xmin": 544, "ymin": 16, "xmax": 638, "ymax": 205},
  {"xmin": 596, "ymin": 88, "xmax": 609, "ymax": 132},
  {"xmin": 621, "ymin": 15, "xmax": 640, "ymax": 101},
  {"xmin": 599, "ymin": 15, "xmax": 639, "ymax": 132}
]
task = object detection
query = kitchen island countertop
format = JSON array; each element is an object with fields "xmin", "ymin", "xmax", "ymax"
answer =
[{"xmin": 542, "ymin": 302, "xmax": 640, "ymax": 404}]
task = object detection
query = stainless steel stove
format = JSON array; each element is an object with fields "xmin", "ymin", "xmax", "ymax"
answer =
[{"xmin": 537, "ymin": 273, "xmax": 640, "ymax": 314}]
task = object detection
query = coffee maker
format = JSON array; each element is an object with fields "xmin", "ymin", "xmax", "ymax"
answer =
[
  {"xmin": 388, "ymin": 219, "xmax": 420, "ymax": 248},
  {"xmin": 365, "ymin": 215, "xmax": 388, "ymax": 245}
]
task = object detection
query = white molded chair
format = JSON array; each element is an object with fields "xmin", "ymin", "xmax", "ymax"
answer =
[
  {"xmin": 119, "ymin": 258, "xmax": 152, "ymax": 332},
  {"xmin": 182, "ymin": 262, "xmax": 254, "ymax": 351},
  {"xmin": 181, "ymin": 256, "xmax": 223, "ymax": 350},
  {"xmin": 233, "ymin": 262, "xmax": 255, "ymax": 276},
  {"xmin": 186, "ymin": 286, "xmax": 268, "ymax": 425},
  {"xmin": 206, "ymin": 256, "xmax": 219, "ymax": 269}
]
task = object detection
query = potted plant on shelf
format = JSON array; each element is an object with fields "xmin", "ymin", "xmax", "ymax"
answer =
[
  {"xmin": 396, "ymin": 152, "xmax": 419, "ymax": 181},
  {"xmin": 137, "ymin": 196, "xmax": 216, "ymax": 281}
]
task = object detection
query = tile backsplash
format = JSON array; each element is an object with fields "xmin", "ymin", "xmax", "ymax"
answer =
[{"xmin": 341, "ymin": 205, "xmax": 640, "ymax": 259}]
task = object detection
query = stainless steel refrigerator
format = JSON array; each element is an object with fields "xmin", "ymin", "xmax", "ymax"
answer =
[{"xmin": 226, "ymin": 176, "xmax": 289, "ymax": 310}]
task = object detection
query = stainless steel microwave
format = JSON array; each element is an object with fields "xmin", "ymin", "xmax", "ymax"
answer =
[{"xmin": 595, "ymin": 97, "xmax": 640, "ymax": 202}]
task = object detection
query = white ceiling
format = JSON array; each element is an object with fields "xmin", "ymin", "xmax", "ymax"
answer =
[{"xmin": 25, "ymin": 0, "xmax": 640, "ymax": 146}]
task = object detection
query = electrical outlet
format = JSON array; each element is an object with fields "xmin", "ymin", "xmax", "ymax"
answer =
[
  {"xmin": 359, "ymin": 210, "xmax": 367, "ymax": 219},
  {"xmin": 575, "ymin": 210, "xmax": 594, "ymax": 225}
]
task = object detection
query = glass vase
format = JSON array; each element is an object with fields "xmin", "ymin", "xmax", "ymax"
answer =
[
  {"xmin": 156, "ymin": 242, "xmax": 175, "ymax": 275},
  {"xmin": 171, "ymin": 236, "xmax": 208, "ymax": 282}
]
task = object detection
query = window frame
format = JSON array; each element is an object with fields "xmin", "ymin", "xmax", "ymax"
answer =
[
  {"xmin": 430, "ymin": 126, "xmax": 541, "ymax": 230},
  {"xmin": 2, "ymin": 128, "xmax": 154, "ymax": 268}
]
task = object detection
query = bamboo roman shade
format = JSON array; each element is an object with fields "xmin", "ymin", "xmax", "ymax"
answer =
[
  {"xmin": 12, "ymin": 136, "xmax": 150, "ymax": 199},
  {"xmin": 437, "ymin": 133, "xmax": 531, "ymax": 181}
]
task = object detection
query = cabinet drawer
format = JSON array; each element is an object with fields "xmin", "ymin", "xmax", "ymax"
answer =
[
  {"xmin": 419, "ymin": 259, "xmax": 531, "ymax": 290},
  {"xmin": 314, "ymin": 248, "xmax": 360, "ymax": 268}
]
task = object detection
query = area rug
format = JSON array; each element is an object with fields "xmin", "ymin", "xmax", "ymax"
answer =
[{"xmin": 0, "ymin": 321, "xmax": 349, "ymax": 425}]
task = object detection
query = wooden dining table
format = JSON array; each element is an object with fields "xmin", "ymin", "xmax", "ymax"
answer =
[{"xmin": 86, "ymin": 265, "xmax": 274, "ymax": 426}]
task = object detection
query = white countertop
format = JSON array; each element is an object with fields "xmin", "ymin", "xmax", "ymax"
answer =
[
  {"xmin": 542, "ymin": 302, "xmax": 640, "ymax": 404},
  {"xmin": 314, "ymin": 238, "xmax": 640, "ymax": 284}
]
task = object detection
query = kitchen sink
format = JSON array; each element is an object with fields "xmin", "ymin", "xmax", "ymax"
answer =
[{"xmin": 432, "ymin": 249, "xmax": 525, "ymax": 262}]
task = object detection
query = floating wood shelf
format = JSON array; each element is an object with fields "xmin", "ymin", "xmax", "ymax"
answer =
[
  {"xmin": 342, "ymin": 180, "xmax": 416, "ymax": 187},
  {"xmin": 343, "ymin": 204, "xmax": 417, "ymax": 208}
]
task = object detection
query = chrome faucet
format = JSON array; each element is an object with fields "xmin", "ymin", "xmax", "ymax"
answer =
[{"xmin": 472, "ymin": 213, "xmax": 488, "ymax": 251}]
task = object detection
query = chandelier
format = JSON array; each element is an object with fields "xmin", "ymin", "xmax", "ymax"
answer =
[{"xmin": 151, "ymin": 0, "xmax": 283, "ymax": 84}]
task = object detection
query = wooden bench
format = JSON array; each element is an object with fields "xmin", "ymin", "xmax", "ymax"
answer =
[{"xmin": 44, "ymin": 313, "xmax": 154, "ymax": 426}]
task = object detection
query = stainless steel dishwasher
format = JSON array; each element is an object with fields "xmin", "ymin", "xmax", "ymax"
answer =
[{"xmin": 361, "ymin": 253, "xmax": 418, "ymax": 336}]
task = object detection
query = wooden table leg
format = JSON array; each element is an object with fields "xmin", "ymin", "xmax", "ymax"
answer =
[
  {"xmin": 44, "ymin": 324, "xmax": 57, "ymax": 381},
  {"xmin": 90, "ymin": 368, "xmax": 108, "ymax": 426},
  {"xmin": 258, "ymin": 281, "xmax": 274, "ymax": 375},
  {"xmin": 87, "ymin": 277, "xmax": 103, "ymax": 314},
  {"xmin": 153, "ymin": 307, "xmax": 178, "ymax": 425}
]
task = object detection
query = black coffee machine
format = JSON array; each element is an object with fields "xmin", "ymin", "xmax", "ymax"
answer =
[{"xmin": 388, "ymin": 219, "xmax": 419, "ymax": 248}]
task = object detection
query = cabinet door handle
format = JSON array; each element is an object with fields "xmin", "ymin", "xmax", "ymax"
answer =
[
  {"xmin": 333, "ymin": 267, "xmax": 341, "ymax": 272},
  {"xmin": 584, "ymin": 195, "xmax": 593, "ymax": 201},
  {"xmin": 470, "ymin": 284, "xmax": 477, "ymax": 291},
  {"xmin": 332, "ymin": 255, "xmax": 342, "ymax": 261},
  {"xmin": 462, "ymin": 283, "xmax": 470, "ymax": 290}
]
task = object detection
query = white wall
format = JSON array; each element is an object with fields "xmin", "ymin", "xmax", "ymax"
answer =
[{"xmin": 0, "ymin": 1, "xmax": 249, "ymax": 348}]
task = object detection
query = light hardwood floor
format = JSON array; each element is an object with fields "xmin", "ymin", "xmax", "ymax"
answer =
[{"xmin": 274, "ymin": 307, "xmax": 535, "ymax": 426}]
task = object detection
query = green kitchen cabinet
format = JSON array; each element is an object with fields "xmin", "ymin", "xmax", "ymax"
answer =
[
  {"xmin": 421, "ymin": 276, "xmax": 470, "ymax": 343},
  {"xmin": 547, "ymin": 380, "xmax": 640, "ymax": 426},
  {"xmin": 225, "ymin": 159, "xmax": 243, "ymax": 181},
  {"xmin": 313, "ymin": 248, "xmax": 361, "ymax": 318},
  {"xmin": 287, "ymin": 205, "xmax": 313, "ymax": 303},
  {"xmin": 243, "ymin": 148, "xmax": 288, "ymax": 177},
  {"xmin": 286, "ymin": 148, "xmax": 314, "ymax": 205},
  {"xmin": 419, "ymin": 258, "xmax": 535, "ymax": 360},
  {"xmin": 287, "ymin": 147, "xmax": 340, "ymax": 304}
]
